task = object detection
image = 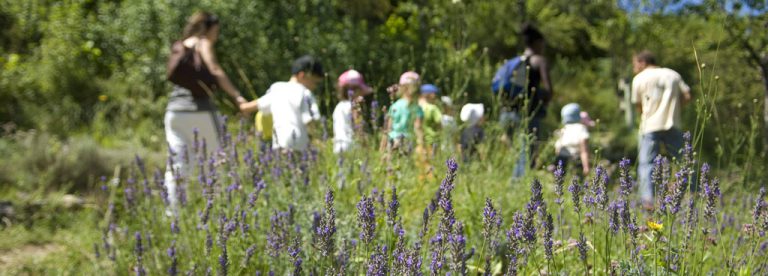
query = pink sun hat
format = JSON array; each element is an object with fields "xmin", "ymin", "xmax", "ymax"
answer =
[
  {"xmin": 338, "ymin": 69, "xmax": 372, "ymax": 95},
  {"xmin": 580, "ymin": 111, "xmax": 596, "ymax": 127},
  {"xmin": 399, "ymin": 71, "xmax": 420, "ymax": 85}
]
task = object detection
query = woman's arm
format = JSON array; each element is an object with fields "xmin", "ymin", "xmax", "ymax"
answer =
[
  {"xmin": 535, "ymin": 55, "xmax": 554, "ymax": 103},
  {"xmin": 198, "ymin": 38, "xmax": 246, "ymax": 105}
]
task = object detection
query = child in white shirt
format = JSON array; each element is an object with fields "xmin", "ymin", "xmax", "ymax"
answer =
[
  {"xmin": 240, "ymin": 55, "xmax": 323, "ymax": 151},
  {"xmin": 554, "ymin": 103, "xmax": 591, "ymax": 175},
  {"xmin": 332, "ymin": 69, "xmax": 372, "ymax": 153}
]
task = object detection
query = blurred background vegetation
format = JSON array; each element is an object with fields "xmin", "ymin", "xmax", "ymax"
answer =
[{"xmin": 0, "ymin": 0, "xmax": 766, "ymax": 194}]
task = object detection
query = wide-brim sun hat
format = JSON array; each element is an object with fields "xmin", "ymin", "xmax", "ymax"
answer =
[
  {"xmin": 399, "ymin": 71, "xmax": 420, "ymax": 85},
  {"xmin": 460, "ymin": 103, "xmax": 485, "ymax": 126},
  {"xmin": 338, "ymin": 69, "xmax": 372, "ymax": 95}
]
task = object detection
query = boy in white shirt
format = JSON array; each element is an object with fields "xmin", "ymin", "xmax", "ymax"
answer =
[
  {"xmin": 554, "ymin": 103, "xmax": 590, "ymax": 176},
  {"xmin": 240, "ymin": 55, "xmax": 323, "ymax": 151},
  {"xmin": 332, "ymin": 69, "xmax": 372, "ymax": 153}
]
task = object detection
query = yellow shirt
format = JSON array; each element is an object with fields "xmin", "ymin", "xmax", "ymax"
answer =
[{"xmin": 255, "ymin": 111, "xmax": 273, "ymax": 141}]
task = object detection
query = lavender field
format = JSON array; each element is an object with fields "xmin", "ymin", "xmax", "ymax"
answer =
[{"xmin": 83, "ymin": 122, "xmax": 767, "ymax": 275}]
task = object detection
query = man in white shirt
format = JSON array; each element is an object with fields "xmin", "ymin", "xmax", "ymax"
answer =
[
  {"xmin": 631, "ymin": 50, "xmax": 691, "ymax": 208},
  {"xmin": 240, "ymin": 55, "xmax": 323, "ymax": 151}
]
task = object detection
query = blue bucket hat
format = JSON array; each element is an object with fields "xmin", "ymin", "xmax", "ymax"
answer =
[
  {"xmin": 420, "ymin": 84, "xmax": 439, "ymax": 95},
  {"xmin": 561, "ymin": 103, "xmax": 581, "ymax": 124}
]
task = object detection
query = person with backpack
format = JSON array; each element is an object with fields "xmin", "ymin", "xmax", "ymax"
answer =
[
  {"xmin": 491, "ymin": 23, "xmax": 554, "ymax": 178},
  {"xmin": 164, "ymin": 11, "xmax": 248, "ymax": 211}
]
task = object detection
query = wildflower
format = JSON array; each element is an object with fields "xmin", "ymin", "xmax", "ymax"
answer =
[
  {"xmin": 577, "ymin": 232, "xmax": 588, "ymax": 262},
  {"xmin": 387, "ymin": 186, "xmax": 400, "ymax": 226},
  {"xmin": 554, "ymin": 160, "xmax": 565, "ymax": 205},
  {"xmin": 700, "ymin": 163, "xmax": 720, "ymax": 234},
  {"xmin": 366, "ymin": 245, "xmax": 389, "ymax": 276},
  {"xmin": 288, "ymin": 237, "xmax": 302, "ymax": 275},
  {"xmin": 205, "ymin": 229, "xmax": 213, "ymax": 256},
  {"xmin": 618, "ymin": 158, "xmax": 633, "ymax": 198},
  {"xmin": 316, "ymin": 190, "xmax": 337, "ymax": 257},
  {"xmin": 647, "ymin": 220, "xmax": 663, "ymax": 232},
  {"xmin": 682, "ymin": 198, "xmax": 697, "ymax": 251},
  {"xmin": 568, "ymin": 177, "xmax": 583, "ymax": 214},
  {"xmin": 530, "ymin": 178, "xmax": 544, "ymax": 213},
  {"xmin": 668, "ymin": 170, "xmax": 689, "ymax": 215},
  {"xmin": 167, "ymin": 241, "xmax": 178, "ymax": 276},
  {"xmin": 592, "ymin": 166, "xmax": 608, "ymax": 210},
  {"xmin": 449, "ymin": 221, "xmax": 469, "ymax": 273},
  {"xmin": 543, "ymin": 213, "xmax": 554, "ymax": 260},
  {"xmin": 171, "ymin": 219, "xmax": 180, "ymax": 234},
  {"xmin": 608, "ymin": 201, "xmax": 620, "ymax": 234},
  {"xmin": 218, "ymin": 244, "xmax": 228, "ymax": 276},
  {"xmin": 98, "ymin": 94, "xmax": 108, "ymax": 102},
  {"xmin": 482, "ymin": 198, "xmax": 502, "ymax": 253},
  {"xmin": 357, "ymin": 195, "xmax": 376, "ymax": 244},
  {"xmin": 134, "ymin": 232, "xmax": 146, "ymax": 276},
  {"xmin": 243, "ymin": 244, "xmax": 256, "ymax": 267}
]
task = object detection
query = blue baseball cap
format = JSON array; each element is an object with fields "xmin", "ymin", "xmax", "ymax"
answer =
[{"xmin": 420, "ymin": 84, "xmax": 439, "ymax": 95}]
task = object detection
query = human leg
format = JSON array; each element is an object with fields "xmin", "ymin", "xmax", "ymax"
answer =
[{"xmin": 638, "ymin": 132, "xmax": 661, "ymax": 204}]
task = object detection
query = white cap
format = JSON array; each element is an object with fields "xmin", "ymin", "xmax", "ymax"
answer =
[
  {"xmin": 440, "ymin": 96, "xmax": 453, "ymax": 106},
  {"xmin": 460, "ymin": 103, "xmax": 485, "ymax": 126}
]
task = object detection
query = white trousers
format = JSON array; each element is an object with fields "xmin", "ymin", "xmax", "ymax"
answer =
[{"xmin": 164, "ymin": 111, "xmax": 220, "ymax": 209}]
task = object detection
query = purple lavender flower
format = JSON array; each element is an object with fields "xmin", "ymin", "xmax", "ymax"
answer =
[
  {"xmin": 204, "ymin": 229, "xmax": 213, "ymax": 256},
  {"xmin": 554, "ymin": 160, "xmax": 565, "ymax": 205},
  {"xmin": 171, "ymin": 219, "xmax": 180, "ymax": 235},
  {"xmin": 316, "ymin": 190, "xmax": 337, "ymax": 257},
  {"xmin": 669, "ymin": 170, "xmax": 690, "ymax": 215},
  {"xmin": 618, "ymin": 158, "xmax": 633, "ymax": 200},
  {"xmin": 568, "ymin": 178, "xmax": 583, "ymax": 214},
  {"xmin": 482, "ymin": 198, "xmax": 503, "ymax": 256},
  {"xmin": 200, "ymin": 199, "xmax": 213, "ymax": 226},
  {"xmin": 267, "ymin": 210, "xmax": 288, "ymax": 257},
  {"xmin": 682, "ymin": 198, "xmax": 697, "ymax": 251},
  {"xmin": 288, "ymin": 237, "xmax": 302, "ymax": 275},
  {"xmin": 530, "ymin": 178, "xmax": 544, "ymax": 211},
  {"xmin": 608, "ymin": 201, "xmax": 620, "ymax": 234},
  {"xmin": 367, "ymin": 245, "xmax": 389, "ymax": 276},
  {"xmin": 387, "ymin": 186, "xmax": 400, "ymax": 226},
  {"xmin": 134, "ymin": 232, "xmax": 146, "ymax": 276},
  {"xmin": 357, "ymin": 195, "xmax": 376, "ymax": 244},
  {"xmin": 167, "ymin": 241, "xmax": 178, "ymax": 276},
  {"xmin": 753, "ymin": 187, "xmax": 767, "ymax": 234},
  {"xmin": 243, "ymin": 244, "xmax": 256, "ymax": 267},
  {"xmin": 700, "ymin": 163, "xmax": 720, "ymax": 229},
  {"xmin": 592, "ymin": 166, "xmax": 608, "ymax": 210},
  {"xmin": 449, "ymin": 221, "xmax": 468, "ymax": 273},
  {"xmin": 543, "ymin": 213, "xmax": 554, "ymax": 260},
  {"xmin": 218, "ymin": 244, "xmax": 228, "ymax": 276},
  {"xmin": 577, "ymin": 232, "xmax": 588, "ymax": 262}
]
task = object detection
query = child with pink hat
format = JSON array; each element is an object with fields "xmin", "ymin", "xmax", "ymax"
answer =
[
  {"xmin": 332, "ymin": 69, "xmax": 372, "ymax": 153},
  {"xmin": 379, "ymin": 71, "xmax": 424, "ymax": 153}
]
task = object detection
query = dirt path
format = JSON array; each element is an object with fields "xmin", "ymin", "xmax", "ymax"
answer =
[{"xmin": 0, "ymin": 243, "xmax": 61, "ymax": 271}]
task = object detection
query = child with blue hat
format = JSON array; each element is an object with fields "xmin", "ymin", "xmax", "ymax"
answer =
[
  {"xmin": 418, "ymin": 84, "xmax": 443, "ymax": 151},
  {"xmin": 554, "ymin": 103, "xmax": 591, "ymax": 175}
]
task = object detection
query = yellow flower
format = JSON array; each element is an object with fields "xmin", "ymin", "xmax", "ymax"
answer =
[
  {"xmin": 98, "ymin": 95, "xmax": 108, "ymax": 102},
  {"xmin": 647, "ymin": 220, "xmax": 663, "ymax": 232}
]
